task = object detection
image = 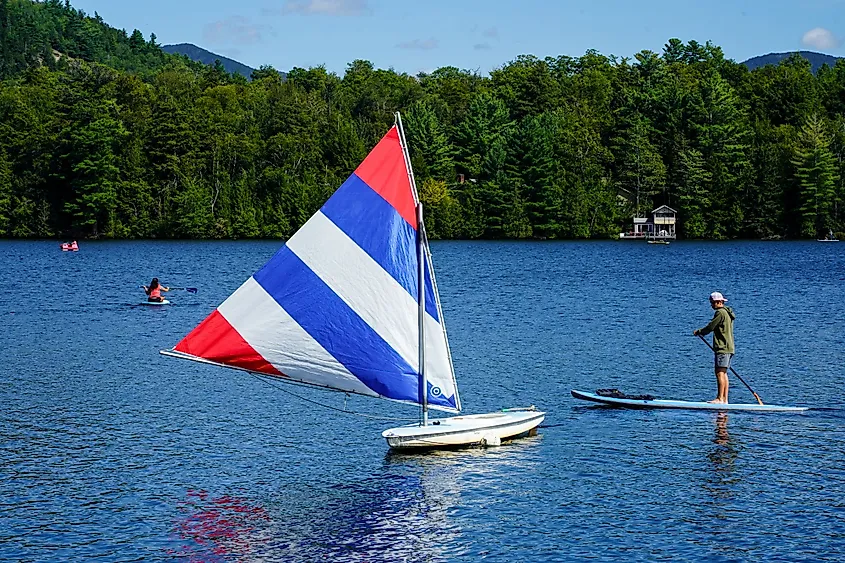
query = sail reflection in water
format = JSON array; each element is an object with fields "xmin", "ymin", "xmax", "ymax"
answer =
[
  {"xmin": 169, "ymin": 490, "xmax": 272, "ymax": 562},
  {"xmin": 166, "ymin": 443, "xmax": 541, "ymax": 562},
  {"xmin": 261, "ymin": 444, "xmax": 542, "ymax": 562},
  {"xmin": 259, "ymin": 458, "xmax": 471, "ymax": 562}
]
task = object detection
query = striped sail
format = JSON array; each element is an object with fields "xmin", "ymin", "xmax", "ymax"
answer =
[{"xmin": 168, "ymin": 125, "xmax": 461, "ymax": 413}]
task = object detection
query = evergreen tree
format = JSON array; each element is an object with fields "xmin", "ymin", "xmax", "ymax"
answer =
[
  {"xmin": 687, "ymin": 70, "xmax": 750, "ymax": 238},
  {"xmin": 405, "ymin": 101, "xmax": 454, "ymax": 181},
  {"xmin": 62, "ymin": 107, "xmax": 126, "ymax": 236},
  {"xmin": 792, "ymin": 114, "xmax": 839, "ymax": 237},
  {"xmin": 611, "ymin": 98, "xmax": 666, "ymax": 217},
  {"xmin": 676, "ymin": 148, "xmax": 711, "ymax": 238}
]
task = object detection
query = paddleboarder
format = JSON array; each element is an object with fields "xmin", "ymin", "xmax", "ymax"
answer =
[
  {"xmin": 143, "ymin": 278, "xmax": 170, "ymax": 303},
  {"xmin": 693, "ymin": 291, "xmax": 735, "ymax": 404}
]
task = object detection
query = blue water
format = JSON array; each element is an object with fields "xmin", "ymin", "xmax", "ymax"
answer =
[{"xmin": 1, "ymin": 240, "xmax": 844, "ymax": 562}]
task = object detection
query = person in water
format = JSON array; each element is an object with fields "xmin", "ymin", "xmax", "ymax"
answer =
[
  {"xmin": 143, "ymin": 278, "xmax": 170, "ymax": 302},
  {"xmin": 693, "ymin": 292, "xmax": 736, "ymax": 404}
]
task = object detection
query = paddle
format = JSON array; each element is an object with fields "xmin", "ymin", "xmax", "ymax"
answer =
[
  {"xmin": 138, "ymin": 285, "xmax": 197, "ymax": 293},
  {"xmin": 697, "ymin": 333, "xmax": 764, "ymax": 405}
]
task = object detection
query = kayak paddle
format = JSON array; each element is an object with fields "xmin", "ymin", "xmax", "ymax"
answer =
[
  {"xmin": 697, "ymin": 334, "xmax": 764, "ymax": 405},
  {"xmin": 138, "ymin": 285, "xmax": 197, "ymax": 293}
]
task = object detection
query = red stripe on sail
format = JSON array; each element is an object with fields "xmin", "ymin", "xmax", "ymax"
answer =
[
  {"xmin": 174, "ymin": 310, "xmax": 284, "ymax": 377},
  {"xmin": 354, "ymin": 126, "xmax": 417, "ymax": 229}
]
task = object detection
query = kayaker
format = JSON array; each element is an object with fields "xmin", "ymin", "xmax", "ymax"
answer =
[
  {"xmin": 143, "ymin": 278, "xmax": 170, "ymax": 302},
  {"xmin": 693, "ymin": 291, "xmax": 735, "ymax": 404}
]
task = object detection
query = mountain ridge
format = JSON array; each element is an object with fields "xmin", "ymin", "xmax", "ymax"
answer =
[
  {"xmin": 162, "ymin": 43, "xmax": 256, "ymax": 79},
  {"xmin": 742, "ymin": 50, "xmax": 841, "ymax": 73},
  {"xmin": 163, "ymin": 43, "xmax": 842, "ymax": 80}
]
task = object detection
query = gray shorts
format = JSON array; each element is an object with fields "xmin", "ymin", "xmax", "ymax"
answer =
[{"xmin": 715, "ymin": 353, "xmax": 733, "ymax": 369}]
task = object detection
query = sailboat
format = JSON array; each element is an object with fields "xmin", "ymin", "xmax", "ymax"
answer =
[{"xmin": 161, "ymin": 113, "xmax": 545, "ymax": 449}]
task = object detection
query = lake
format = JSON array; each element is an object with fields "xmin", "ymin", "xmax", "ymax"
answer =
[{"xmin": 1, "ymin": 240, "xmax": 843, "ymax": 562}]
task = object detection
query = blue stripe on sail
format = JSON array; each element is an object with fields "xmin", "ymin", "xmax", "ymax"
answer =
[
  {"xmin": 426, "ymin": 380, "xmax": 458, "ymax": 411},
  {"xmin": 253, "ymin": 246, "xmax": 421, "ymax": 403},
  {"xmin": 321, "ymin": 173, "xmax": 439, "ymax": 322}
]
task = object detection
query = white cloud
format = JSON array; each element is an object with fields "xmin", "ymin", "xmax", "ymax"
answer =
[
  {"xmin": 801, "ymin": 27, "xmax": 841, "ymax": 50},
  {"xmin": 396, "ymin": 38, "xmax": 438, "ymax": 51},
  {"xmin": 279, "ymin": 0, "xmax": 369, "ymax": 16},
  {"xmin": 203, "ymin": 16, "xmax": 265, "ymax": 45}
]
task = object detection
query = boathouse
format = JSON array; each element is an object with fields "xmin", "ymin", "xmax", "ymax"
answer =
[{"xmin": 619, "ymin": 205, "xmax": 677, "ymax": 240}]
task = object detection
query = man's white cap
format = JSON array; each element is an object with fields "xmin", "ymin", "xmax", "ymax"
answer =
[{"xmin": 709, "ymin": 291, "xmax": 727, "ymax": 302}]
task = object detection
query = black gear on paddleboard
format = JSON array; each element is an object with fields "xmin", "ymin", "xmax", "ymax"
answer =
[{"xmin": 596, "ymin": 388, "xmax": 656, "ymax": 401}]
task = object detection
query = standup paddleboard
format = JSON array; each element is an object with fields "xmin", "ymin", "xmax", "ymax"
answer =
[
  {"xmin": 571, "ymin": 390, "xmax": 808, "ymax": 412},
  {"xmin": 140, "ymin": 299, "xmax": 170, "ymax": 306}
]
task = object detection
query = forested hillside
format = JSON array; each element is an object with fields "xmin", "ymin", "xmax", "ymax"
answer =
[{"xmin": 1, "ymin": 1, "xmax": 844, "ymax": 240}]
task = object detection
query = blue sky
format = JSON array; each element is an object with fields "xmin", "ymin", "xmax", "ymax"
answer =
[{"xmin": 72, "ymin": 0, "xmax": 844, "ymax": 75}]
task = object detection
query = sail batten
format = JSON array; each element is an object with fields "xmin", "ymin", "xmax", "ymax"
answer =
[{"xmin": 167, "ymin": 122, "xmax": 460, "ymax": 413}]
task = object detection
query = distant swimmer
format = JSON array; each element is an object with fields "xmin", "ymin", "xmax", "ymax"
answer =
[
  {"xmin": 143, "ymin": 278, "xmax": 170, "ymax": 303},
  {"xmin": 693, "ymin": 291, "xmax": 735, "ymax": 404}
]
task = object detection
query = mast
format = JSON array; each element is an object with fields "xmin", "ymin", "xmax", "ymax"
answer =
[{"xmin": 396, "ymin": 112, "xmax": 428, "ymax": 426}]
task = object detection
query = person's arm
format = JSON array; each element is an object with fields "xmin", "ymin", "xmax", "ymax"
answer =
[
  {"xmin": 695, "ymin": 310, "xmax": 723, "ymax": 336},
  {"xmin": 162, "ymin": 286, "xmax": 170, "ymax": 292},
  {"xmin": 142, "ymin": 285, "xmax": 150, "ymax": 295}
]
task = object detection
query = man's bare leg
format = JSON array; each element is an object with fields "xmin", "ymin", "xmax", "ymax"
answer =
[{"xmin": 708, "ymin": 368, "xmax": 729, "ymax": 403}]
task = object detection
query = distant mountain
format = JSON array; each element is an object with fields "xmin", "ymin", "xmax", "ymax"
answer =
[
  {"xmin": 743, "ymin": 51, "xmax": 842, "ymax": 73},
  {"xmin": 162, "ymin": 43, "xmax": 255, "ymax": 79}
]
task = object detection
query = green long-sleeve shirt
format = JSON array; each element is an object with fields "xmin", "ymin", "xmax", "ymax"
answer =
[{"xmin": 698, "ymin": 306, "xmax": 735, "ymax": 354}]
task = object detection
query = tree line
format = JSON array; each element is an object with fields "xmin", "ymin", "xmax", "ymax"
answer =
[{"xmin": 0, "ymin": 0, "xmax": 843, "ymax": 240}]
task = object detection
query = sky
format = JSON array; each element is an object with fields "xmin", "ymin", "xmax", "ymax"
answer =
[{"xmin": 71, "ymin": 0, "xmax": 845, "ymax": 75}]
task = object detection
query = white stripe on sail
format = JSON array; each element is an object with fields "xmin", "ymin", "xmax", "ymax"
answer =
[
  {"xmin": 288, "ymin": 212, "xmax": 457, "ymax": 403},
  {"xmin": 424, "ymin": 247, "xmax": 461, "ymax": 411},
  {"xmin": 425, "ymin": 313, "xmax": 455, "ymax": 404},
  {"xmin": 218, "ymin": 276, "xmax": 378, "ymax": 397}
]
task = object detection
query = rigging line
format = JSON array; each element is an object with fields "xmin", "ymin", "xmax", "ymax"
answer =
[{"xmin": 249, "ymin": 373, "xmax": 418, "ymax": 422}]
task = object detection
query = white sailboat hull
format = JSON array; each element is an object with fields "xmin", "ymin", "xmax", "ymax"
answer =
[{"xmin": 382, "ymin": 409, "xmax": 545, "ymax": 449}]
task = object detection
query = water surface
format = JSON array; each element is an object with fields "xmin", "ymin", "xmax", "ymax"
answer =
[{"xmin": 1, "ymin": 240, "xmax": 843, "ymax": 562}]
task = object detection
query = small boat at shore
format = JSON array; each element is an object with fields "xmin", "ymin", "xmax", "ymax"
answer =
[
  {"xmin": 647, "ymin": 240, "xmax": 670, "ymax": 245},
  {"xmin": 61, "ymin": 241, "xmax": 79, "ymax": 251}
]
